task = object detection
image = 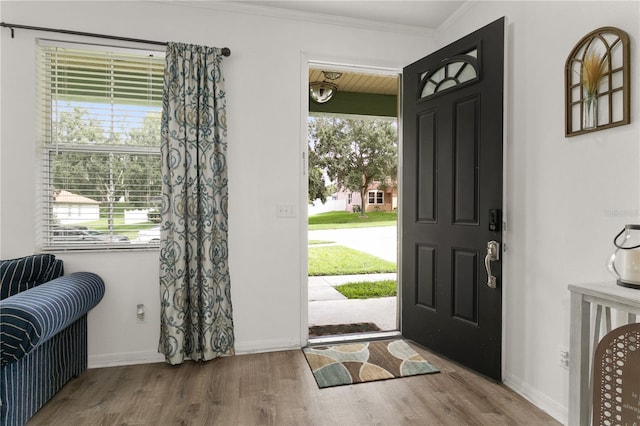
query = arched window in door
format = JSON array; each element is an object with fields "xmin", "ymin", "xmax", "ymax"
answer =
[{"xmin": 419, "ymin": 49, "xmax": 479, "ymax": 100}]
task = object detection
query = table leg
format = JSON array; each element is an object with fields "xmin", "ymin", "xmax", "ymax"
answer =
[
  {"xmin": 569, "ymin": 292, "xmax": 591, "ymax": 426},
  {"xmin": 604, "ymin": 307, "xmax": 612, "ymax": 333}
]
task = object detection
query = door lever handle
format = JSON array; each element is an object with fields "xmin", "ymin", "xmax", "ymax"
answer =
[{"xmin": 485, "ymin": 240, "xmax": 500, "ymax": 288}]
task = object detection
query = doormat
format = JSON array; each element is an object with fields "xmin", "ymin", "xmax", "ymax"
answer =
[
  {"xmin": 309, "ymin": 322, "xmax": 381, "ymax": 337},
  {"xmin": 303, "ymin": 339, "xmax": 439, "ymax": 388}
]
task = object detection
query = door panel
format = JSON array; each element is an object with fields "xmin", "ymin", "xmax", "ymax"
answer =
[
  {"xmin": 402, "ymin": 17, "xmax": 504, "ymax": 380},
  {"xmin": 453, "ymin": 96, "xmax": 479, "ymax": 225},
  {"xmin": 417, "ymin": 111, "xmax": 437, "ymax": 222},
  {"xmin": 416, "ymin": 244, "xmax": 436, "ymax": 309},
  {"xmin": 452, "ymin": 248, "xmax": 478, "ymax": 324}
]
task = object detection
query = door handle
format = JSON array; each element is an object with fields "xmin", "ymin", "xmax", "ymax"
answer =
[{"xmin": 485, "ymin": 240, "xmax": 500, "ymax": 288}]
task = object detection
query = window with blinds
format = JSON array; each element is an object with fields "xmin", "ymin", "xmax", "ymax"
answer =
[{"xmin": 38, "ymin": 41, "xmax": 165, "ymax": 249}]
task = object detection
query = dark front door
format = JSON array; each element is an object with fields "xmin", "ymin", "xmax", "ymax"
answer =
[{"xmin": 401, "ymin": 18, "xmax": 504, "ymax": 381}]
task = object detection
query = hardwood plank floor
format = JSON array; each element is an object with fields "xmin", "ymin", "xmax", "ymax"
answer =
[{"xmin": 28, "ymin": 341, "xmax": 560, "ymax": 425}]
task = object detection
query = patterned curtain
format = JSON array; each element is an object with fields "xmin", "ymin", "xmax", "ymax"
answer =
[{"xmin": 158, "ymin": 42, "xmax": 234, "ymax": 365}]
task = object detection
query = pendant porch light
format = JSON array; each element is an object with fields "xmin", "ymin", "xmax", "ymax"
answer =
[{"xmin": 309, "ymin": 71, "xmax": 342, "ymax": 103}]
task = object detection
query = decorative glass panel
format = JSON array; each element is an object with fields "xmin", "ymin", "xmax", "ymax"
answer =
[
  {"xmin": 423, "ymin": 81, "xmax": 437, "ymax": 96},
  {"xmin": 439, "ymin": 80, "xmax": 457, "ymax": 91},
  {"xmin": 447, "ymin": 61, "xmax": 464, "ymax": 76},
  {"xmin": 420, "ymin": 57, "xmax": 479, "ymax": 99},
  {"xmin": 458, "ymin": 64, "xmax": 476, "ymax": 82}
]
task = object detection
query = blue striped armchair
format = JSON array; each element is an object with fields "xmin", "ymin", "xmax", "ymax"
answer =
[{"xmin": 0, "ymin": 254, "xmax": 105, "ymax": 426}]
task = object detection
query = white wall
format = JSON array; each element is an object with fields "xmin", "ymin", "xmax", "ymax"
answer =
[
  {"xmin": 437, "ymin": 1, "xmax": 640, "ymax": 423},
  {"xmin": 2, "ymin": 1, "xmax": 638, "ymax": 423},
  {"xmin": 0, "ymin": 2, "xmax": 434, "ymax": 362}
]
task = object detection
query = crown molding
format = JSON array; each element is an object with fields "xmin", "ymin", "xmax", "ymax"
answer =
[
  {"xmin": 437, "ymin": 1, "xmax": 475, "ymax": 34},
  {"xmin": 161, "ymin": 1, "xmax": 438, "ymax": 37}
]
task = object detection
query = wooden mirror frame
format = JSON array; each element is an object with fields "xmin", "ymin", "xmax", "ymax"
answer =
[{"xmin": 565, "ymin": 27, "xmax": 630, "ymax": 137}]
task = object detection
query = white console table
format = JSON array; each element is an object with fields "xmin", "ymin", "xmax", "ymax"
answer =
[{"xmin": 568, "ymin": 282, "xmax": 640, "ymax": 426}]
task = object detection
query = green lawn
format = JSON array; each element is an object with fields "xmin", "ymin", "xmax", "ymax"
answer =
[
  {"xmin": 308, "ymin": 245, "xmax": 396, "ymax": 276},
  {"xmin": 308, "ymin": 211, "xmax": 396, "ymax": 230},
  {"xmin": 308, "ymin": 240, "xmax": 334, "ymax": 245},
  {"xmin": 335, "ymin": 280, "xmax": 397, "ymax": 299}
]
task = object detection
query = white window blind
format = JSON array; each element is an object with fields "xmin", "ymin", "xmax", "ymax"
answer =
[{"xmin": 38, "ymin": 41, "xmax": 165, "ymax": 249}]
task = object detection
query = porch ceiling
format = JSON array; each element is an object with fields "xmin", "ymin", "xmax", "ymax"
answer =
[
  {"xmin": 309, "ymin": 69, "xmax": 398, "ymax": 117},
  {"xmin": 309, "ymin": 69, "xmax": 398, "ymax": 96}
]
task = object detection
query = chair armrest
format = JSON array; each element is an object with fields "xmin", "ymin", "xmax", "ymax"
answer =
[{"xmin": 0, "ymin": 272, "xmax": 105, "ymax": 366}]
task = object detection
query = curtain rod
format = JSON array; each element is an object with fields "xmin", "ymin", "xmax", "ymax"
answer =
[{"xmin": 0, "ymin": 22, "xmax": 231, "ymax": 57}]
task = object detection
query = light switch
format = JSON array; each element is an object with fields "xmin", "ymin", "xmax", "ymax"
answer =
[{"xmin": 276, "ymin": 204, "xmax": 296, "ymax": 218}]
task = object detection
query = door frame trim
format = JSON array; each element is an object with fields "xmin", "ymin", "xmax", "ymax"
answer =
[
  {"xmin": 299, "ymin": 53, "xmax": 402, "ymax": 346},
  {"xmin": 501, "ymin": 17, "xmax": 511, "ymax": 379}
]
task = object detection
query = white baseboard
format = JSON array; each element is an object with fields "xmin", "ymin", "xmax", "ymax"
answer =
[
  {"xmin": 89, "ymin": 351, "xmax": 165, "ymax": 368},
  {"xmin": 88, "ymin": 338, "xmax": 301, "ymax": 369},
  {"xmin": 503, "ymin": 373, "xmax": 567, "ymax": 425},
  {"xmin": 234, "ymin": 337, "xmax": 300, "ymax": 354}
]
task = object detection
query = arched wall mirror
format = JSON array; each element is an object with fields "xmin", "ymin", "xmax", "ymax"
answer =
[{"xmin": 565, "ymin": 27, "xmax": 630, "ymax": 137}]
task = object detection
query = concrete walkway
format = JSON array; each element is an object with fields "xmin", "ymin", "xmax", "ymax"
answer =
[
  {"xmin": 308, "ymin": 273, "xmax": 398, "ymax": 332},
  {"xmin": 309, "ymin": 297, "xmax": 398, "ymax": 332},
  {"xmin": 309, "ymin": 273, "xmax": 397, "ymax": 301},
  {"xmin": 307, "ymin": 225, "xmax": 399, "ymax": 333}
]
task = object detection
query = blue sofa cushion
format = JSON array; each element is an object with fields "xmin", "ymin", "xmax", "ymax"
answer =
[
  {"xmin": 0, "ymin": 272, "xmax": 104, "ymax": 366},
  {"xmin": 0, "ymin": 254, "xmax": 63, "ymax": 300}
]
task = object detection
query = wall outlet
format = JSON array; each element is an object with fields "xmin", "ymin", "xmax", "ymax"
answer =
[
  {"xmin": 559, "ymin": 347, "xmax": 569, "ymax": 370},
  {"xmin": 137, "ymin": 304, "xmax": 145, "ymax": 323}
]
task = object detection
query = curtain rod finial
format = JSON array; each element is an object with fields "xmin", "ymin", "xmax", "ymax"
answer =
[
  {"xmin": 0, "ymin": 22, "xmax": 15, "ymax": 38},
  {"xmin": 221, "ymin": 47, "xmax": 231, "ymax": 57}
]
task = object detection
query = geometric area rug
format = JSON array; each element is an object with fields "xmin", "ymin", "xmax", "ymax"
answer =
[{"xmin": 302, "ymin": 339, "xmax": 439, "ymax": 389}]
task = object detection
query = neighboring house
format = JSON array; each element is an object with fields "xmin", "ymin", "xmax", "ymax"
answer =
[
  {"xmin": 308, "ymin": 197, "xmax": 347, "ymax": 216},
  {"xmin": 335, "ymin": 180, "xmax": 398, "ymax": 213},
  {"xmin": 52, "ymin": 190, "xmax": 100, "ymax": 224}
]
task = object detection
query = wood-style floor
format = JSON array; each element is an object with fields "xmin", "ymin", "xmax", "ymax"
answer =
[{"xmin": 28, "ymin": 341, "xmax": 560, "ymax": 425}]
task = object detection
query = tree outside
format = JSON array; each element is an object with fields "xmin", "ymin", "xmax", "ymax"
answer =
[
  {"xmin": 308, "ymin": 116, "xmax": 397, "ymax": 216},
  {"xmin": 307, "ymin": 147, "xmax": 329, "ymax": 204},
  {"xmin": 52, "ymin": 106, "xmax": 161, "ymax": 233}
]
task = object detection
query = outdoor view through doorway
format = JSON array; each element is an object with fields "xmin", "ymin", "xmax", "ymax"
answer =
[{"xmin": 307, "ymin": 67, "xmax": 400, "ymax": 341}]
